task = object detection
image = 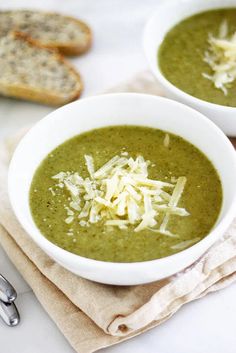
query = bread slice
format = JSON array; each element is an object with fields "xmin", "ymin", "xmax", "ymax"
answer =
[
  {"xmin": 0, "ymin": 10, "xmax": 92, "ymax": 56},
  {"xmin": 0, "ymin": 32, "xmax": 82, "ymax": 106}
]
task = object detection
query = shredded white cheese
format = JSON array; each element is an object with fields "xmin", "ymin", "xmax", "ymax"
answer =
[
  {"xmin": 163, "ymin": 133, "xmax": 170, "ymax": 148},
  {"xmin": 203, "ymin": 20, "xmax": 236, "ymax": 94},
  {"xmin": 171, "ymin": 237, "xmax": 200, "ymax": 250},
  {"xmin": 52, "ymin": 153, "xmax": 189, "ymax": 234},
  {"xmin": 84, "ymin": 155, "xmax": 95, "ymax": 179},
  {"xmin": 159, "ymin": 176, "xmax": 187, "ymax": 237},
  {"xmin": 65, "ymin": 216, "xmax": 74, "ymax": 224}
]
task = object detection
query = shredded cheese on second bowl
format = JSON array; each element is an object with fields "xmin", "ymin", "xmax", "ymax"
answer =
[{"xmin": 203, "ymin": 20, "xmax": 236, "ymax": 95}]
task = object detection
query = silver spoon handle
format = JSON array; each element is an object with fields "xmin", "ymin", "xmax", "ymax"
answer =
[
  {"xmin": 0, "ymin": 274, "xmax": 17, "ymax": 303},
  {"xmin": 0, "ymin": 301, "xmax": 20, "ymax": 326}
]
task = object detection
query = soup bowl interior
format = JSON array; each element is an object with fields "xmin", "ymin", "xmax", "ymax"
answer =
[
  {"xmin": 8, "ymin": 93, "xmax": 236, "ymax": 285},
  {"xmin": 143, "ymin": 0, "xmax": 236, "ymax": 136}
]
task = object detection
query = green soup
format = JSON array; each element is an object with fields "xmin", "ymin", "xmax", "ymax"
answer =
[
  {"xmin": 30, "ymin": 126, "xmax": 222, "ymax": 262},
  {"xmin": 158, "ymin": 8, "xmax": 236, "ymax": 107}
]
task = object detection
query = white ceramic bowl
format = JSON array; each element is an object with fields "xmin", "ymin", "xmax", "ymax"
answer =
[
  {"xmin": 143, "ymin": 0, "xmax": 236, "ymax": 136},
  {"xmin": 8, "ymin": 93, "xmax": 236, "ymax": 285}
]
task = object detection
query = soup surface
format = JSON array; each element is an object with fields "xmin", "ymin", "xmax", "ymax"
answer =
[
  {"xmin": 158, "ymin": 8, "xmax": 236, "ymax": 107},
  {"xmin": 30, "ymin": 126, "xmax": 222, "ymax": 262}
]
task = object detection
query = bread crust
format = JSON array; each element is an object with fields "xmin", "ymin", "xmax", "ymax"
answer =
[
  {"xmin": 0, "ymin": 32, "xmax": 83, "ymax": 106},
  {"xmin": 45, "ymin": 15, "xmax": 92, "ymax": 56},
  {"xmin": 0, "ymin": 82, "xmax": 82, "ymax": 106},
  {"xmin": 0, "ymin": 10, "xmax": 92, "ymax": 56}
]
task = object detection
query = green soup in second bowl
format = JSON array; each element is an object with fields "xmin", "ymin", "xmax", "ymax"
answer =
[{"xmin": 158, "ymin": 8, "xmax": 236, "ymax": 107}]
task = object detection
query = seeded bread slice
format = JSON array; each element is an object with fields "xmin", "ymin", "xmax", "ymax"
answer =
[
  {"xmin": 0, "ymin": 32, "xmax": 82, "ymax": 106},
  {"xmin": 0, "ymin": 10, "xmax": 92, "ymax": 56}
]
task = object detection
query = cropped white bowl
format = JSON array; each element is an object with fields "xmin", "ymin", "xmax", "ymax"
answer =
[
  {"xmin": 143, "ymin": 0, "xmax": 236, "ymax": 136},
  {"xmin": 8, "ymin": 93, "xmax": 236, "ymax": 285}
]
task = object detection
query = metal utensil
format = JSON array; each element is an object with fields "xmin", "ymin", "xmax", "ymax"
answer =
[
  {"xmin": 0, "ymin": 274, "xmax": 17, "ymax": 303},
  {"xmin": 0, "ymin": 301, "xmax": 20, "ymax": 327}
]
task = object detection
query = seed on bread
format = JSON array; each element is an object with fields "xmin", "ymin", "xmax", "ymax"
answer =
[
  {"xmin": 0, "ymin": 10, "xmax": 92, "ymax": 56},
  {"xmin": 0, "ymin": 32, "xmax": 82, "ymax": 106}
]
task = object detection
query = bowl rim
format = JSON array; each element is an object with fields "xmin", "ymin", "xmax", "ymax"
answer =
[
  {"xmin": 143, "ymin": 0, "xmax": 236, "ymax": 112},
  {"xmin": 8, "ymin": 92, "xmax": 236, "ymax": 270}
]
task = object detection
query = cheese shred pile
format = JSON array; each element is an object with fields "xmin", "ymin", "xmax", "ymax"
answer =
[
  {"xmin": 52, "ymin": 153, "xmax": 189, "ymax": 236},
  {"xmin": 203, "ymin": 20, "xmax": 236, "ymax": 95}
]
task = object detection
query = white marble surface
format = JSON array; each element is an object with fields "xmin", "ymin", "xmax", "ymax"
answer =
[{"xmin": 1, "ymin": 0, "xmax": 236, "ymax": 352}]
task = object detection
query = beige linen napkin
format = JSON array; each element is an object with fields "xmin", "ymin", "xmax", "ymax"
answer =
[{"xmin": 1, "ymin": 71, "xmax": 236, "ymax": 353}]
